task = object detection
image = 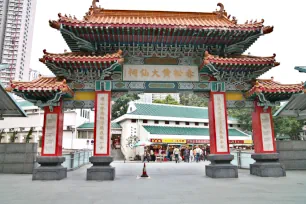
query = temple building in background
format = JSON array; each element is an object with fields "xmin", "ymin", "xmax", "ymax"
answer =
[{"xmin": 0, "ymin": 0, "xmax": 37, "ymax": 86}]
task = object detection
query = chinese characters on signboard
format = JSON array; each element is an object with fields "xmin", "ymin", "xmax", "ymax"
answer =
[
  {"xmin": 150, "ymin": 139, "xmax": 250, "ymax": 144},
  {"xmin": 186, "ymin": 139, "xmax": 210, "ymax": 144},
  {"xmin": 95, "ymin": 93, "xmax": 110, "ymax": 155},
  {"xmin": 213, "ymin": 94, "xmax": 228, "ymax": 152},
  {"xmin": 260, "ymin": 113, "xmax": 274, "ymax": 151},
  {"xmin": 44, "ymin": 114, "xmax": 57, "ymax": 154},
  {"xmin": 123, "ymin": 65, "xmax": 199, "ymax": 82}
]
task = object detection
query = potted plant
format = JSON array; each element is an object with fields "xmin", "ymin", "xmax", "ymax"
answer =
[
  {"xmin": 9, "ymin": 130, "xmax": 18, "ymax": 143},
  {"xmin": 25, "ymin": 127, "xmax": 33, "ymax": 143}
]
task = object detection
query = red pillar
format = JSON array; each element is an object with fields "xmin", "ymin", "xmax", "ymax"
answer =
[
  {"xmin": 208, "ymin": 92, "xmax": 230, "ymax": 154},
  {"xmin": 252, "ymin": 102, "xmax": 276, "ymax": 153},
  {"xmin": 41, "ymin": 100, "xmax": 64, "ymax": 156},
  {"xmin": 94, "ymin": 91, "xmax": 111, "ymax": 156}
]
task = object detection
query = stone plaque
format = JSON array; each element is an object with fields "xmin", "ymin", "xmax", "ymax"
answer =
[
  {"xmin": 260, "ymin": 113, "xmax": 274, "ymax": 151},
  {"xmin": 213, "ymin": 94, "xmax": 228, "ymax": 153},
  {"xmin": 44, "ymin": 114, "xmax": 57, "ymax": 154}
]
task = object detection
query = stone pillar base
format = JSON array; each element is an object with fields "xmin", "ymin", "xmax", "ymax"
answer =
[
  {"xmin": 250, "ymin": 153, "xmax": 286, "ymax": 177},
  {"xmin": 32, "ymin": 156, "xmax": 67, "ymax": 180},
  {"xmin": 206, "ymin": 154, "xmax": 238, "ymax": 178},
  {"xmin": 87, "ymin": 156, "xmax": 115, "ymax": 181}
]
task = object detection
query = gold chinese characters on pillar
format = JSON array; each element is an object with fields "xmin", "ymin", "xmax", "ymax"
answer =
[
  {"xmin": 213, "ymin": 94, "xmax": 228, "ymax": 152},
  {"xmin": 95, "ymin": 92, "xmax": 111, "ymax": 155},
  {"xmin": 260, "ymin": 113, "xmax": 274, "ymax": 151},
  {"xmin": 123, "ymin": 65, "xmax": 199, "ymax": 82}
]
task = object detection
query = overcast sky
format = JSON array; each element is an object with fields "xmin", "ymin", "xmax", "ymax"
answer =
[{"xmin": 30, "ymin": 0, "xmax": 306, "ymax": 84}]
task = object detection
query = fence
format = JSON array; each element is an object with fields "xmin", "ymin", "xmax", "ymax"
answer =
[
  {"xmin": 231, "ymin": 151, "xmax": 255, "ymax": 169},
  {"xmin": 62, "ymin": 150, "xmax": 93, "ymax": 171}
]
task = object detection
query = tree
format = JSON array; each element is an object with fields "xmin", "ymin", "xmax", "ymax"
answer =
[
  {"xmin": 25, "ymin": 127, "xmax": 33, "ymax": 143},
  {"xmin": 112, "ymin": 93, "xmax": 140, "ymax": 120},
  {"xmin": 0, "ymin": 130, "xmax": 4, "ymax": 143},
  {"xmin": 180, "ymin": 93, "xmax": 208, "ymax": 107},
  {"xmin": 228, "ymin": 107, "xmax": 304, "ymax": 140},
  {"xmin": 227, "ymin": 108, "xmax": 253, "ymax": 132},
  {"xmin": 153, "ymin": 95, "xmax": 179, "ymax": 105}
]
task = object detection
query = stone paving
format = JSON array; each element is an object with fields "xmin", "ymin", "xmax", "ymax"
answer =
[{"xmin": 0, "ymin": 161, "xmax": 306, "ymax": 204}]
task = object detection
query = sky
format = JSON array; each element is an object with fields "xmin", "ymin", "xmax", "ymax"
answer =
[{"xmin": 30, "ymin": 0, "xmax": 306, "ymax": 84}]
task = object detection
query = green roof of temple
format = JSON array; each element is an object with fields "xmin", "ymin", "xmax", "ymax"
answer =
[
  {"xmin": 128, "ymin": 103, "xmax": 237, "ymax": 121},
  {"xmin": 143, "ymin": 126, "xmax": 248, "ymax": 137},
  {"xmin": 78, "ymin": 122, "xmax": 121, "ymax": 129}
]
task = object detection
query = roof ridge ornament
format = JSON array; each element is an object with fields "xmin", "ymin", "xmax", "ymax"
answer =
[
  {"xmin": 215, "ymin": 3, "xmax": 227, "ymax": 18},
  {"xmin": 92, "ymin": 0, "xmax": 99, "ymax": 9}
]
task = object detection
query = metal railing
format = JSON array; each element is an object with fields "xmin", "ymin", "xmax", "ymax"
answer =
[
  {"xmin": 62, "ymin": 150, "xmax": 93, "ymax": 171},
  {"xmin": 231, "ymin": 151, "xmax": 255, "ymax": 169}
]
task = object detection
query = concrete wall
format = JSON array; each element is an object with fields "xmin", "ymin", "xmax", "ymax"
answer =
[
  {"xmin": 277, "ymin": 141, "xmax": 306, "ymax": 170},
  {"xmin": 0, "ymin": 143, "xmax": 37, "ymax": 174}
]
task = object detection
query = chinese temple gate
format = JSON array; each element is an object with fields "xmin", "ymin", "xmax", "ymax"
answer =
[{"xmin": 6, "ymin": 1, "xmax": 305, "ymax": 180}]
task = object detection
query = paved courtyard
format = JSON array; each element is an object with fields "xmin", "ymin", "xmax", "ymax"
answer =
[{"xmin": 0, "ymin": 161, "xmax": 306, "ymax": 204}]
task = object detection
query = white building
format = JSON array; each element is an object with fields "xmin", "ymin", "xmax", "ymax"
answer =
[
  {"xmin": 0, "ymin": 100, "xmax": 91, "ymax": 151},
  {"xmin": 28, "ymin": 68, "xmax": 40, "ymax": 81},
  {"xmin": 76, "ymin": 102, "xmax": 252, "ymax": 161},
  {"xmin": 0, "ymin": 0, "xmax": 37, "ymax": 87},
  {"xmin": 137, "ymin": 93, "xmax": 180, "ymax": 103}
]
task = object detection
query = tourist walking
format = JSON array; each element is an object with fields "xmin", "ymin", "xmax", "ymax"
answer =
[
  {"xmin": 173, "ymin": 146, "xmax": 180, "ymax": 163},
  {"xmin": 184, "ymin": 148, "xmax": 190, "ymax": 163}
]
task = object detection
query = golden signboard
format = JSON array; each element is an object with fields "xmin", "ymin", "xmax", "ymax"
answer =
[{"xmin": 162, "ymin": 139, "xmax": 186, "ymax": 144}]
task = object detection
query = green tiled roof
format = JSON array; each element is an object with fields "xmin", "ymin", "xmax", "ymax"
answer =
[
  {"xmin": 78, "ymin": 122, "xmax": 121, "ymax": 129},
  {"xmin": 129, "ymin": 103, "xmax": 209, "ymax": 119},
  {"xmin": 143, "ymin": 126, "xmax": 248, "ymax": 137},
  {"xmin": 17, "ymin": 100, "xmax": 35, "ymax": 108},
  {"xmin": 129, "ymin": 103, "xmax": 238, "ymax": 121}
]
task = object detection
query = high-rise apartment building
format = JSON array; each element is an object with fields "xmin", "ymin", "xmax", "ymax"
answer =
[
  {"xmin": 0, "ymin": 0, "xmax": 37, "ymax": 87},
  {"xmin": 137, "ymin": 93, "xmax": 180, "ymax": 104}
]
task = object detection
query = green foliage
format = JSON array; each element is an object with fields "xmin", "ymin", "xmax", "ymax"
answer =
[
  {"xmin": 9, "ymin": 131, "xmax": 18, "ymax": 143},
  {"xmin": 25, "ymin": 127, "xmax": 33, "ymax": 143},
  {"xmin": 180, "ymin": 93, "xmax": 208, "ymax": 107},
  {"xmin": 228, "ymin": 107, "xmax": 304, "ymax": 140},
  {"xmin": 0, "ymin": 130, "xmax": 4, "ymax": 143},
  {"xmin": 228, "ymin": 108, "xmax": 253, "ymax": 132},
  {"xmin": 112, "ymin": 94, "xmax": 140, "ymax": 119},
  {"xmin": 153, "ymin": 95, "xmax": 179, "ymax": 105}
]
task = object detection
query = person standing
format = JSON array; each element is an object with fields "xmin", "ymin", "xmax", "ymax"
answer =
[
  {"xmin": 184, "ymin": 148, "xmax": 190, "ymax": 163},
  {"xmin": 173, "ymin": 146, "xmax": 180, "ymax": 163},
  {"xmin": 189, "ymin": 148, "xmax": 194, "ymax": 162},
  {"xmin": 195, "ymin": 146, "xmax": 201, "ymax": 163}
]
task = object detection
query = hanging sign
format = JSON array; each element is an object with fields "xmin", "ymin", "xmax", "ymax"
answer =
[
  {"xmin": 213, "ymin": 94, "xmax": 229, "ymax": 152},
  {"xmin": 186, "ymin": 139, "xmax": 210, "ymax": 144},
  {"xmin": 123, "ymin": 65, "xmax": 199, "ymax": 82},
  {"xmin": 260, "ymin": 113, "xmax": 274, "ymax": 151},
  {"xmin": 94, "ymin": 92, "xmax": 111, "ymax": 155},
  {"xmin": 162, "ymin": 139, "xmax": 186, "ymax": 144},
  {"xmin": 43, "ymin": 114, "xmax": 57, "ymax": 154}
]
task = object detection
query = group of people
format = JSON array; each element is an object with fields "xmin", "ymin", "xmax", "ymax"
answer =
[
  {"xmin": 143, "ymin": 145, "xmax": 210, "ymax": 163},
  {"xmin": 180, "ymin": 146, "xmax": 210, "ymax": 163}
]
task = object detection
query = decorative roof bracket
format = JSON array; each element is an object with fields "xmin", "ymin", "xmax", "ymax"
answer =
[
  {"xmin": 15, "ymin": 91, "xmax": 65, "ymax": 112},
  {"xmin": 256, "ymin": 92, "xmax": 280, "ymax": 110},
  {"xmin": 204, "ymin": 63, "xmax": 221, "ymax": 81},
  {"xmin": 100, "ymin": 62, "xmax": 121, "ymax": 80},
  {"xmin": 60, "ymin": 27, "xmax": 96, "ymax": 52},
  {"xmin": 224, "ymin": 33, "xmax": 261, "ymax": 55},
  {"xmin": 46, "ymin": 62, "xmax": 73, "ymax": 80}
]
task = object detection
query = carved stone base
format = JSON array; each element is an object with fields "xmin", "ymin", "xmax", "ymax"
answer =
[
  {"xmin": 87, "ymin": 156, "xmax": 115, "ymax": 181},
  {"xmin": 32, "ymin": 156, "xmax": 67, "ymax": 180},
  {"xmin": 250, "ymin": 153, "xmax": 286, "ymax": 177},
  {"xmin": 206, "ymin": 154, "xmax": 238, "ymax": 178}
]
